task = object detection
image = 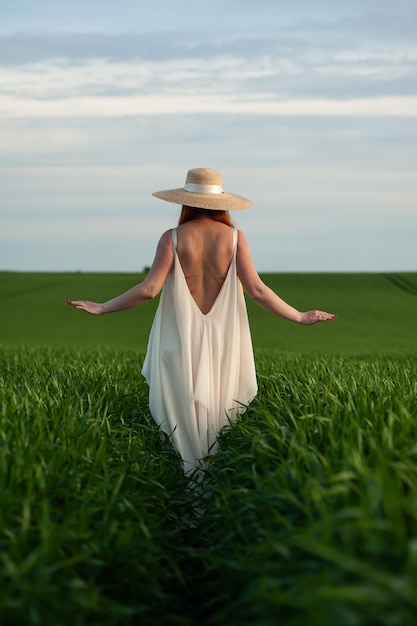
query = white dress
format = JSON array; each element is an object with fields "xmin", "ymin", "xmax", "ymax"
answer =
[{"xmin": 141, "ymin": 227, "xmax": 257, "ymax": 472}]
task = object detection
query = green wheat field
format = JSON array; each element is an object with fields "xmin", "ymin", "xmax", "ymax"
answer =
[{"xmin": 1, "ymin": 271, "xmax": 417, "ymax": 625}]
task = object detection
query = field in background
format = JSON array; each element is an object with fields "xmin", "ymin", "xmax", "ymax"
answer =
[{"xmin": 1, "ymin": 271, "xmax": 416, "ymax": 353}]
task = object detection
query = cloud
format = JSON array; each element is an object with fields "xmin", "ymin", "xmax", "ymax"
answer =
[
  {"xmin": 1, "ymin": 43, "xmax": 416, "ymax": 121},
  {"xmin": 1, "ymin": 7, "xmax": 416, "ymax": 123},
  {"xmin": 2, "ymin": 93, "xmax": 417, "ymax": 119},
  {"xmin": 1, "ymin": 1, "xmax": 416, "ymax": 272}
]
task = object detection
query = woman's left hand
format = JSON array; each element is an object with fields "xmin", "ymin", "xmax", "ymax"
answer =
[{"xmin": 66, "ymin": 300, "xmax": 103, "ymax": 315}]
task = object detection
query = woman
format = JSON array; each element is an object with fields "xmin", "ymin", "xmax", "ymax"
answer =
[{"xmin": 68, "ymin": 167, "xmax": 336, "ymax": 472}]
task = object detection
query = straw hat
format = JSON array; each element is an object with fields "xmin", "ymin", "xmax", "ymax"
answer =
[{"xmin": 152, "ymin": 167, "xmax": 252, "ymax": 211}]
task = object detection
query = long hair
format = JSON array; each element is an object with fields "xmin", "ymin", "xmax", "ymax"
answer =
[{"xmin": 178, "ymin": 206, "xmax": 234, "ymax": 226}]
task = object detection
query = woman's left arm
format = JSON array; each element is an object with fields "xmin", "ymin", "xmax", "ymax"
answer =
[{"xmin": 67, "ymin": 230, "xmax": 173, "ymax": 315}]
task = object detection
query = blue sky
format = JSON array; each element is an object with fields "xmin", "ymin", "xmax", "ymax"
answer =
[{"xmin": 1, "ymin": 0, "xmax": 416, "ymax": 272}]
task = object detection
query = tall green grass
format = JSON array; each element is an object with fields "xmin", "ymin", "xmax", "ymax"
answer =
[
  {"xmin": 197, "ymin": 353, "xmax": 417, "ymax": 625},
  {"xmin": 1, "ymin": 347, "xmax": 417, "ymax": 625},
  {"xmin": 0, "ymin": 347, "xmax": 190, "ymax": 625}
]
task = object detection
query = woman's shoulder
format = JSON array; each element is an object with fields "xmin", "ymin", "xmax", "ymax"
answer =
[
  {"xmin": 156, "ymin": 229, "xmax": 174, "ymax": 250},
  {"xmin": 160, "ymin": 228, "xmax": 174, "ymax": 239}
]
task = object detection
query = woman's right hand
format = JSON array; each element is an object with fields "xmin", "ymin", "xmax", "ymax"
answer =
[
  {"xmin": 300, "ymin": 310, "xmax": 336, "ymax": 325},
  {"xmin": 66, "ymin": 300, "xmax": 103, "ymax": 315}
]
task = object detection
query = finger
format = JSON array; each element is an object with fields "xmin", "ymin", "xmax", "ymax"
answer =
[
  {"xmin": 318, "ymin": 312, "xmax": 336, "ymax": 321},
  {"xmin": 67, "ymin": 300, "xmax": 85, "ymax": 310}
]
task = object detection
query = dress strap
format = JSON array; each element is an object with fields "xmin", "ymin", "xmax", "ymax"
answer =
[{"xmin": 233, "ymin": 228, "xmax": 238, "ymax": 248}]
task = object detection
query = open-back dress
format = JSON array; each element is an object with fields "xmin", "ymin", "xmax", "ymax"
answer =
[{"xmin": 141, "ymin": 227, "xmax": 257, "ymax": 472}]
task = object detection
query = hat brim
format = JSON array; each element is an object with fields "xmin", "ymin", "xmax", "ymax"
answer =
[{"xmin": 152, "ymin": 188, "xmax": 252, "ymax": 211}]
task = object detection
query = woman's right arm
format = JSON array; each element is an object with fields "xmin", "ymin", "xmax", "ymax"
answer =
[
  {"xmin": 236, "ymin": 231, "xmax": 336, "ymax": 325},
  {"xmin": 67, "ymin": 230, "xmax": 174, "ymax": 315}
]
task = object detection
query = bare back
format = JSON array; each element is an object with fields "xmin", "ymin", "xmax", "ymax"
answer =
[{"xmin": 176, "ymin": 218, "xmax": 235, "ymax": 315}]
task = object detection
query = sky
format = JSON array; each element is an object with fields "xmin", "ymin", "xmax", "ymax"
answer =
[{"xmin": 1, "ymin": 0, "xmax": 416, "ymax": 273}]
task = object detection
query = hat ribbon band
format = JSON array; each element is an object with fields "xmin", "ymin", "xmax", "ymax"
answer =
[{"xmin": 183, "ymin": 183, "xmax": 224, "ymax": 195}]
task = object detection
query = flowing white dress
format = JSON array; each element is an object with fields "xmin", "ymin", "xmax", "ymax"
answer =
[{"xmin": 141, "ymin": 227, "xmax": 257, "ymax": 472}]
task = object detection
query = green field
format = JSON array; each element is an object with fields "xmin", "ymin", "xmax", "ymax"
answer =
[
  {"xmin": 1, "ymin": 271, "xmax": 417, "ymax": 353},
  {"xmin": 1, "ymin": 272, "xmax": 417, "ymax": 624}
]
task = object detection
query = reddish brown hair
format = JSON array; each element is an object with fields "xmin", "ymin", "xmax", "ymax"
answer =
[{"xmin": 178, "ymin": 206, "xmax": 234, "ymax": 226}]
